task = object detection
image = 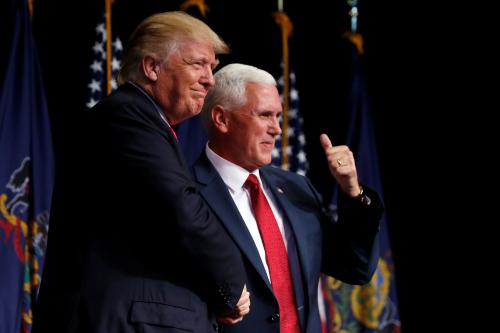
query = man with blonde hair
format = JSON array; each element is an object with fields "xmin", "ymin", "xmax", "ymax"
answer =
[{"xmin": 34, "ymin": 12, "xmax": 249, "ymax": 333}]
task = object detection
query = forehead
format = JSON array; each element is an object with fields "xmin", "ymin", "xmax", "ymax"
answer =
[
  {"xmin": 245, "ymin": 83, "xmax": 282, "ymax": 111},
  {"xmin": 176, "ymin": 39, "xmax": 215, "ymax": 59}
]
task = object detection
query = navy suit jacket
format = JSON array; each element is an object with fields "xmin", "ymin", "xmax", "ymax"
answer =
[
  {"xmin": 192, "ymin": 152, "xmax": 383, "ymax": 333},
  {"xmin": 33, "ymin": 83, "xmax": 245, "ymax": 333}
]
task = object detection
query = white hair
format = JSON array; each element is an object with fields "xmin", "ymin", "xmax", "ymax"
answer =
[{"xmin": 201, "ymin": 63, "xmax": 276, "ymax": 126}]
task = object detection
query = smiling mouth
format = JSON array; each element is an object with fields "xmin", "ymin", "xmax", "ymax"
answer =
[
  {"xmin": 262, "ymin": 141, "xmax": 275, "ymax": 149},
  {"xmin": 191, "ymin": 89, "xmax": 206, "ymax": 97}
]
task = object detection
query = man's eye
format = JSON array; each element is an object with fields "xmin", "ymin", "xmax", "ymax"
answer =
[{"xmin": 190, "ymin": 60, "xmax": 203, "ymax": 67}]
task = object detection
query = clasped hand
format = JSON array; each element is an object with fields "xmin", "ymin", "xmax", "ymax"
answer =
[{"xmin": 217, "ymin": 285, "xmax": 250, "ymax": 324}]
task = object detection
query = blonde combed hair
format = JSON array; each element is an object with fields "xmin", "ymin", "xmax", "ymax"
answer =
[{"xmin": 117, "ymin": 11, "xmax": 229, "ymax": 85}]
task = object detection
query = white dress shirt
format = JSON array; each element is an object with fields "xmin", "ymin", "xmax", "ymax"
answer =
[{"xmin": 206, "ymin": 144, "xmax": 287, "ymax": 282}]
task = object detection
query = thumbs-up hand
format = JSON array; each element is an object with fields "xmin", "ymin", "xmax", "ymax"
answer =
[{"xmin": 320, "ymin": 134, "xmax": 362, "ymax": 198}]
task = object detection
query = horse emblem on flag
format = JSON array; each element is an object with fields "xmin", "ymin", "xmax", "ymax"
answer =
[{"xmin": 0, "ymin": 157, "xmax": 50, "ymax": 330}]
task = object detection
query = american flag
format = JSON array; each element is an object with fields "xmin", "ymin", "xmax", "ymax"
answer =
[
  {"xmin": 85, "ymin": 16, "xmax": 123, "ymax": 109},
  {"xmin": 272, "ymin": 69, "xmax": 308, "ymax": 175}
]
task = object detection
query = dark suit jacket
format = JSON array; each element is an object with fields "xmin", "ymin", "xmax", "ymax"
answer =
[
  {"xmin": 192, "ymin": 152, "xmax": 383, "ymax": 333},
  {"xmin": 33, "ymin": 83, "xmax": 245, "ymax": 333}
]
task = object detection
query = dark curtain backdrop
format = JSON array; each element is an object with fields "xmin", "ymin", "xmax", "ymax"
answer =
[{"xmin": 0, "ymin": 0, "xmax": 472, "ymax": 331}]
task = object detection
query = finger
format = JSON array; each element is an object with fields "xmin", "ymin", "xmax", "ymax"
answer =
[
  {"xmin": 236, "ymin": 291, "xmax": 250, "ymax": 306},
  {"xmin": 218, "ymin": 316, "xmax": 243, "ymax": 325},
  {"xmin": 320, "ymin": 133, "xmax": 333, "ymax": 151},
  {"xmin": 235, "ymin": 304, "xmax": 250, "ymax": 316},
  {"xmin": 237, "ymin": 303, "xmax": 250, "ymax": 315}
]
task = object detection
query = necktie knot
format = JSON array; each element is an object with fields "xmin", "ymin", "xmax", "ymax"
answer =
[{"xmin": 244, "ymin": 174, "xmax": 260, "ymax": 193}]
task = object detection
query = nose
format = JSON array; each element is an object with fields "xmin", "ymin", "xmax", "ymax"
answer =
[
  {"xmin": 270, "ymin": 115, "xmax": 282, "ymax": 136},
  {"xmin": 201, "ymin": 66, "xmax": 215, "ymax": 88}
]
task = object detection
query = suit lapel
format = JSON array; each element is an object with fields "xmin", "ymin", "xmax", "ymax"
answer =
[
  {"xmin": 193, "ymin": 154, "xmax": 272, "ymax": 291},
  {"xmin": 260, "ymin": 169, "xmax": 313, "ymax": 288},
  {"xmin": 123, "ymin": 82, "xmax": 181, "ymax": 154},
  {"xmin": 128, "ymin": 83, "xmax": 189, "ymax": 171}
]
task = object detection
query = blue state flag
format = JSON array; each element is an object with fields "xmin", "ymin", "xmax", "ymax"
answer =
[
  {"xmin": 0, "ymin": 2, "xmax": 55, "ymax": 333},
  {"xmin": 322, "ymin": 42, "xmax": 401, "ymax": 333}
]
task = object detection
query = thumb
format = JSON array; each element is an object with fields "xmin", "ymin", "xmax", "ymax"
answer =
[{"xmin": 320, "ymin": 133, "xmax": 333, "ymax": 151}]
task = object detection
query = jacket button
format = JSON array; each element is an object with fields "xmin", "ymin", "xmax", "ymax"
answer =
[{"xmin": 270, "ymin": 313, "xmax": 280, "ymax": 322}]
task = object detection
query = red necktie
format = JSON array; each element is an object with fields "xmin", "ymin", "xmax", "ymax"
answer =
[
  {"xmin": 244, "ymin": 174, "xmax": 300, "ymax": 333},
  {"xmin": 169, "ymin": 126, "xmax": 178, "ymax": 141}
]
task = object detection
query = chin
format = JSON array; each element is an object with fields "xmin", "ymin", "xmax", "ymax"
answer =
[
  {"xmin": 189, "ymin": 107, "xmax": 203, "ymax": 118},
  {"xmin": 175, "ymin": 108, "xmax": 201, "ymax": 124},
  {"xmin": 260, "ymin": 157, "xmax": 273, "ymax": 166},
  {"xmin": 190, "ymin": 100, "xmax": 204, "ymax": 113},
  {"xmin": 172, "ymin": 114, "xmax": 190, "ymax": 125}
]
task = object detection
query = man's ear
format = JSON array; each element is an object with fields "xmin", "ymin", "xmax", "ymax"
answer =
[
  {"xmin": 212, "ymin": 106, "xmax": 230, "ymax": 133},
  {"xmin": 142, "ymin": 56, "xmax": 159, "ymax": 81}
]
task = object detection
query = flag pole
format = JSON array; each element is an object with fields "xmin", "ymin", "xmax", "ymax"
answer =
[
  {"xmin": 273, "ymin": 2, "xmax": 292, "ymax": 169},
  {"xmin": 105, "ymin": 0, "xmax": 114, "ymax": 94},
  {"xmin": 348, "ymin": 0, "xmax": 358, "ymax": 32},
  {"xmin": 344, "ymin": 0, "xmax": 364, "ymax": 55},
  {"xmin": 28, "ymin": 0, "xmax": 34, "ymax": 17}
]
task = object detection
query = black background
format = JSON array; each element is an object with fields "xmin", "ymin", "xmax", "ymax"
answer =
[{"xmin": 2, "ymin": 0, "xmax": 488, "ymax": 331}]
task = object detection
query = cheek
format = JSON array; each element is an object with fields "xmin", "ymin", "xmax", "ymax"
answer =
[{"xmin": 186, "ymin": 71, "xmax": 200, "ymax": 85}]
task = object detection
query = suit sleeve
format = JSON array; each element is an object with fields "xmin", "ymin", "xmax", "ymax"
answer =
[
  {"xmin": 307, "ymin": 178, "xmax": 384, "ymax": 285},
  {"xmin": 91, "ymin": 102, "xmax": 245, "ymax": 312}
]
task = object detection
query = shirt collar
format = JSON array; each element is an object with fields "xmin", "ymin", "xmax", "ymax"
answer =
[
  {"xmin": 127, "ymin": 81, "xmax": 172, "ymax": 129},
  {"xmin": 205, "ymin": 144, "xmax": 262, "ymax": 193}
]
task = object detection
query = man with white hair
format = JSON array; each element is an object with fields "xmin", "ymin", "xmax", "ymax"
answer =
[{"xmin": 193, "ymin": 63, "xmax": 383, "ymax": 333}]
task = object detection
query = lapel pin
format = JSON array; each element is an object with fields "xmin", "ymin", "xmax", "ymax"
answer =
[{"xmin": 277, "ymin": 187, "xmax": 284, "ymax": 194}]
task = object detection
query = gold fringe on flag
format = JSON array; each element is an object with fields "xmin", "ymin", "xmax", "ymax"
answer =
[
  {"xmin": 180, "ymin": 0, "xmax": 209, "ymax": 17},
  {"xmin": 342, "ymin": 31, "xmax": 364, "ymax": 55}
]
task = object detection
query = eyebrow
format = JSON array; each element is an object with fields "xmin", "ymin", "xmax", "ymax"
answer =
[
  {"xmin": 213, "ymin": 58, "xmax": 220, "ymax": 70},
  {"xmin": 185, "ymin": 56, "xmax": 219, "ymax": 71},
  {"xmin": 255, "ymin": 110, "xmax": 282, "ymax": 116}
]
